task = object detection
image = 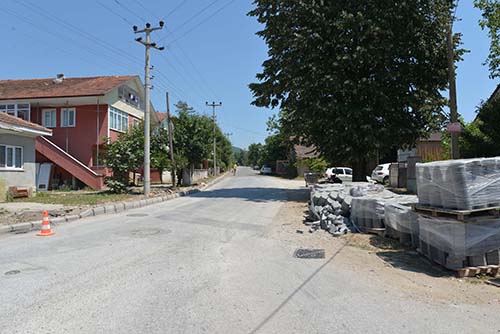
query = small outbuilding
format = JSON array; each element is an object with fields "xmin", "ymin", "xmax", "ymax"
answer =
[{"xmin": 0, "ymin": 112, "xmax": 52, "ymax": 200}]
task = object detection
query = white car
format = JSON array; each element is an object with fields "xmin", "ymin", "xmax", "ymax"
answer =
[
  {"xmin": 260, "ymin": 166, "xmax": 272, "ymax": 175},
  {"xmin": 324, "ymin": 167, "xmax": 353, "ymax": 182},
  {"xmin": 371, "ymin": 163, "xmax": 391, "ymax": 184}
]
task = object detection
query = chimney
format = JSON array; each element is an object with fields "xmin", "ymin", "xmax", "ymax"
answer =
[{"xmin": 53, "ymin": 74, "xmax": 65, "ymax": 84}]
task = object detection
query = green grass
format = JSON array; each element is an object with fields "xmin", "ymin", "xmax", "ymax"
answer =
[{"xmin": 15, "ymin": 191, "xmax": 133, "ymax": 206}]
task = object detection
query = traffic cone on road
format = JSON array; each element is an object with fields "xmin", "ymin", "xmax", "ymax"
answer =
[{"xmin": 37, "ymin": 211, "xmax": 55, "ymax": 237}]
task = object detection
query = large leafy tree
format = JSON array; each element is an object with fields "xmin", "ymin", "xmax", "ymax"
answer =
[
  {"xmin": 249, "ymin": 0, "xmax": 456, "ymax": 180},
  {"xmin": 475, "ymin": 0, "xmax": 500, "ymax": 78}
]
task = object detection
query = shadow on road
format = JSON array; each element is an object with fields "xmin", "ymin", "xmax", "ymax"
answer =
[{"xmin": 191, "ymin": 187, "xmax": 309, "ymax": 203}]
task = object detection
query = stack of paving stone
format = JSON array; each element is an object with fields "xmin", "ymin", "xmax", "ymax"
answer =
[
  {"xmin": 384, "ymin": 203, "xmax": 419, "ymax": 247},
  {"xmin": 308, "ymin": 183, "xmax": 417, "ymax": 237},
  {"xmin": 416, "ymin": 157, "xmax": 500, "ymax": 210},
  {"xmin": 415, "ymin": 157, "xmax": 500, "ymax": 273},
  {"xmin": 350, "ymin": 193, "xmax": 416, "ymax": 233},
  {"xmin": 418, "ymin": 215, "xmax": 500, "ymax": 269}
]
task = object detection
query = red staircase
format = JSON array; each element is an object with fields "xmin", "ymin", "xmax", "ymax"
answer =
[{"xmin": 35, "ymin": 136, "xmax": 104, "ymax": 190}]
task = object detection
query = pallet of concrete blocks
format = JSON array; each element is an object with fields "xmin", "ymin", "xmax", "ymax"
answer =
[
  {"xmin": 417, "ymin": 214, "xmax": 500, "ymax": 276},
  {"xmin": 384, "ymin": 203, "xmax": 419, "ymax": 248},
  {"xmin": 350, "ymin": 195, "xmax": 392, "ymax": 235},
  {"xmin": 416, "ymin": 157, "xmax": 500, "ymax": 210}
]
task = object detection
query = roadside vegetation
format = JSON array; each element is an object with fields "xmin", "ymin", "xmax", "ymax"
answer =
[
  {"xmin": 103, "ymin": 101, "xmax": 234, "ymax": 193},
  {"xmin": 15, "ymin": 191, "xmax": 133, "ymax": 206}
]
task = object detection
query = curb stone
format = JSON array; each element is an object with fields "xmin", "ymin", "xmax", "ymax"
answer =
[{"xmin": 1, "ymin": 172, "xmax": 228, "ymax": 236}]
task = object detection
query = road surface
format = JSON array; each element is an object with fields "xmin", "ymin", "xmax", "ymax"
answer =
[{"xmin": 1, "ymin": 167, "xmax": 499, "ymax": 333}]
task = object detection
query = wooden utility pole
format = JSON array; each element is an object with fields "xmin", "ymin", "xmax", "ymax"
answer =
[
  {"xmin": 206, "ymin": 101, "xmax": 222, "ymax": 176},
  {"xmin": 166, "ymin": 92, "xmax": 176, "ymax": 188},
  {"xmin": 447, "ymin": 12, "xmax": 460, "ymax": 159}
]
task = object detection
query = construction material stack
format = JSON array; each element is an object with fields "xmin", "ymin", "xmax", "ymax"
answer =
[{"xmin": 415, "ymin": 158, "xmax": 500, "ymax": 276}]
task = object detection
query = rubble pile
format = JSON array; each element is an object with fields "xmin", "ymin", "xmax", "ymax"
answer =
[{"xmin": 307, "ymin": 184, "xmax": 351, "ymax": 236}]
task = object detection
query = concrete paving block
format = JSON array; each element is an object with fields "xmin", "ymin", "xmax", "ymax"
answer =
[
  {"xmin": 0, "ymin": 225, "xmax": 13, "ymax": 234},
  {"xmin": 103, "ymin": 205, "xmax": 116, "ymax": 214},
  {"xmin": 92, "ymin": 207, "xmax": 105, "ymax": 216},
  {"xmin": 139, "ymin": 199, "xmax": 148, "ymax": 207},
  {"xmin": 79, "ymin": 209, "xmax": 94, "ymax": 218},
  {"xmin": 124, "ymin": 202, "xmax": 136, "ymax": 210},
  {"xmin": 114, "ymin": 203, "xmax": 126, "ymax": 212},
  {"xmin": 65, "ymin": 215, "xmax": 80, "ymax": 222},
  {"xmin": 12, "ymin": 222, "xmax": 32, "ymax": 233},
  {"xmin": 51, "ymin": 217, "xmax": 66, "ymax": 225},
  {"xmin": 31, "ymin": 221, "xmax": 42, "ymax": 230}
]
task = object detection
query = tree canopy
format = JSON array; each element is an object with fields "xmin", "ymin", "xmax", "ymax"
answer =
[
  {"xmin": 475, "ymin": 0, "xmax": 500, "ymax": 78},
  {"xmin": 249, "ymin": 0, "xmax": 457, "ymax": 180}
]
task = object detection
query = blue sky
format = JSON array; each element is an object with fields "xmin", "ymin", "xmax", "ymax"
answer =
[{"xmin": 0, "ymin": 1, "xmax": 496, "ymax": 149}]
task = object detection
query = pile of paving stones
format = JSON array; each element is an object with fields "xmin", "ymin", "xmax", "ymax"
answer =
[{"xmin": 306, "ymin": 182, "xmax": 417, "ymax": 237}]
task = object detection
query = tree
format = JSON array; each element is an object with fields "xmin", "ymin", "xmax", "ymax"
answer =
[
  {"xmin": 151, "ymin": 126, "xmax": 171, "ymax": 183},
  {"xmin": 247, "ymin": 143, "xmax": 263, "ymax": 166},
  {"xmin": 249, "ymin": 1, "xmax": 458, "ymax": 180},
  {"xmin": 259, "ymin": 132, "xmax": 289, "ymax": 169},
  {"xmin": 172, "ymin": 101, "xmax": 224, "ymax": 185},
  {"xmin": 475, "ymin": 0, "xmax": 500, "ymax": 78},
  {"xmin": 460, "ymin": 97, "xmax": 500, "ymax": 158}
]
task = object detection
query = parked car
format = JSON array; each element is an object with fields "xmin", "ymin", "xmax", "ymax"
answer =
[
  {"xmin": 371, "ymin": 163, "xmax": 391, "ymax": 184},
  {"xmin": 324, "ymin": 167, "xmax": 353, "ymax": 182},
  {"xmin": 253, "ymin": 165, "xmax": 260, "ymax": 170},
  {"xmin": 260, "ymin": 166, "xmax": 272, "ymax": 175}
]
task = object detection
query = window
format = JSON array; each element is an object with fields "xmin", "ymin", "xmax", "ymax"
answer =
[
  {"xmin": 345, "ymin": 168, "xmax": 353, "ymax": 175},
  {"xmin": 0, "ymin": 103, "xmax": 30, "ymax": 121},
  {"xmin": 42, "ymin": 109, "xmax": 57, "ymax": 128},
  {"xmin": 61, "ymin": 108, "xmax": 76, "ymax": 127},
  {"xmin": 109, "ymin": 107, "xmax": 129, "ymax": 132},
  {"xmin": 0, "ymin": 144, "xmax": 23, "ymax": 169}
]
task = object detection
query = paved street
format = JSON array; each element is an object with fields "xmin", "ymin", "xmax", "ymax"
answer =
[{"xmin": 1, "ymin": 167, "xmax": 500, "ymax": 334}]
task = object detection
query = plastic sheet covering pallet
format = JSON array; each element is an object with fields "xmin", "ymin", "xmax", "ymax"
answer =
[
  {"xmin": 385, "ymin": 203, "xmax": 419, "ymax": 248},
  {"xmin": 417, "ymin": 214, "xmax": 500, "ymax": 276},
  {"xmin": 416, "ymin": 157, "xmax": 500, "ymax": 211}
]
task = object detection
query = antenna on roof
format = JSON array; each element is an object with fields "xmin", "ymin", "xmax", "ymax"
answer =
[{"xmin": 53, "ymin": 74, "xmax": 65, "ymax": 84}]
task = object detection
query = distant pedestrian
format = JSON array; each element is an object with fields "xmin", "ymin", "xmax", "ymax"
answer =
[{"xmin": 232, "ymin": 163, "xmax": 238, "ymax": 175}]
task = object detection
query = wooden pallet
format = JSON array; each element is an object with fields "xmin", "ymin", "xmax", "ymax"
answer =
[
  {"xmin": 358, "ymin": 226, "xmax": 385, "ymax": 237},
  {"xmin": 412, "ymin": 204, "xmax": 500, "ymax": 222},
  {"xmin": 456, "ymin": 265, "xmax": 500, "ymax": 278}
]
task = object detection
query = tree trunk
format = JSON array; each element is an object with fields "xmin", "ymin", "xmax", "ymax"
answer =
[
  {"xmin": 159, "ymin": 169, "xmax": 163, "ymax": 184},
  {"xmin": 352, "ymin": 156, "xmax": 368, "ymax": 182}
]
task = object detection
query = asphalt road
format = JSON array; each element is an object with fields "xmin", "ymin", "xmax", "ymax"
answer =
[{"xmin": 1, "ymin": 167, "xmax": 499, "ymax": 333}]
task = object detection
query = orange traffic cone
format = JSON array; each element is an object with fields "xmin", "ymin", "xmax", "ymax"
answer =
[{"xmin": 37, "ymin": 211, "xmax": 55, "ymax": 236}]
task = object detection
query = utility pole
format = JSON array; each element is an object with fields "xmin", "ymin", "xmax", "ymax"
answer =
[
  {"xmin": 206, "ymin": 101, "xmax": 222, "ymax": 176},
  {"xmin": 166, "ymin": 92, "xmax": 176, "ymax": 188},
  {"xmin": 134, "ymin": 21, "xmax": 165, "ymax": 196},
  {"xmin": 447, "ymin": 12, "xmax": 460, "ymax": 159}
]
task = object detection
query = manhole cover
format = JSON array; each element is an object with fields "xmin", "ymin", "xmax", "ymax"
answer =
[
  {"xmin": 4, "ymin": 270, "xmax": 21, "ymax": 276},
  {"xmin": 294, "ymin": 249, "xmax": 325, "ymax": 259},
  {"xmin": 127, "ymin": 213, "xmax": 149, "ymax": 217},
  {"xmin": 130, "ymin": 228, "xmax": 168, "ymax": 237}
]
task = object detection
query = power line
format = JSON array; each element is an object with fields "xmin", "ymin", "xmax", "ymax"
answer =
[
  {"xmin": 166, "ymin": 0, "xmax": 236, "ymax": 45},
  {"xmin": 96, "ymin": 1, "xmax": 135, "ymax": 26},
  {"xmin": 113, "ymin": 0, "xmax": 147, "ymax": 23},
  {"xmin": 161, "ymin": 0, "xmax": 189, "ymax": 20},
  {"xmin": 158, "ymin": 0, "xmax": 220, "ymax": 42}
]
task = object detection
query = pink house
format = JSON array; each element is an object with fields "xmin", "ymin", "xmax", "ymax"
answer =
[{"xmin": 0, "ymin": 75, "xmax": 155, "ymax": 190}]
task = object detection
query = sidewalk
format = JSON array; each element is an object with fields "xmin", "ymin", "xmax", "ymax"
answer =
[{"xmin": 0, "ymin": 172, "xmax": 228, "ymax": 235}]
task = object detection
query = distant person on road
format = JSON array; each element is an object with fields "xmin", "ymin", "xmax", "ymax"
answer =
[{"xmin": 232, "ymin": 163, "xmax": 238, "ymax": 176}]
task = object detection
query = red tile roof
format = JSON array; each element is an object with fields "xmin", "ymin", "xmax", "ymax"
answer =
[
  {"xmin": 0, "ymin": 112, "xmax": 51, "ymax": 134},
  {"xmin": 155, "ymin": 112, "xmax": 169, "ymax": 122},
  {"xmin": 0, "ymin": 75, "xmax": 137, "ymax": 100}
]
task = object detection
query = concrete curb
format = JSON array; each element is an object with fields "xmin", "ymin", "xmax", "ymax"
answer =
[{"xmin": 1, "ymin": 173, "xmax": 228, "ymax": 236}]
